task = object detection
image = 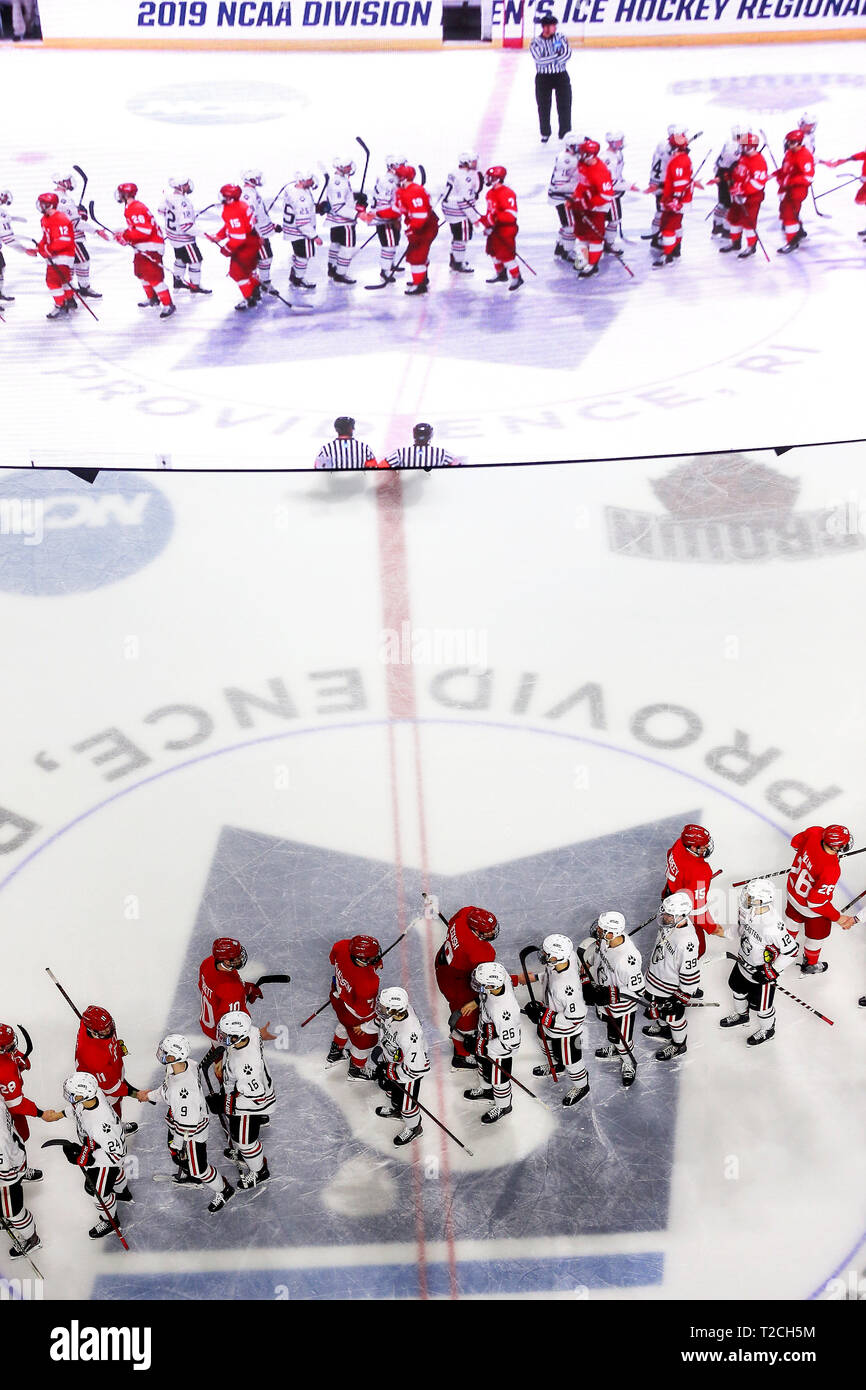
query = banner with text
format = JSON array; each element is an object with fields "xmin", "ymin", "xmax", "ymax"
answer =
[{"xmin": 497, "ymin": 0, "xmax": 866, "ymax": 41}]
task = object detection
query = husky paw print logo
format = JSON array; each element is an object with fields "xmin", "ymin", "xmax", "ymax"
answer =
[
  {"xmin": 628, "ymin": 954, "xmax": 637, "ymax": 965},
  {"xmin": 102, "ymin": 1123, "xmax": 111, "ymax": 1133},
  {"xmin": 410, "ymin": 1033, "xmax": 418, "ymax": 1043},
  {"xmin": 179, "ymin": 1087, "xmax": 189, "ymax": 1099},
  {"xmin": 686, "ymin": 942, "xmax": 696, "ymax": 954},
  {"xmin": 502, "ymin": 1010, "xmax": 511, "ymax": 1022},
  {"xmin": 243, "ymin": 1064, "xmax": 254, "ymax": 1075},
  {"xmin": 565, "ymin": 985, "xmax": 574, "ymax": 996}
]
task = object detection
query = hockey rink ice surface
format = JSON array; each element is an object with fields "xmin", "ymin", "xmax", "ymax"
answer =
[
  {"xmin": 0, "ymin": 447, "xmax": 865, "ymax": 1300},
  {"xmin": 1, "ymin": 41, "xmax": 866, "ymax": 469}
]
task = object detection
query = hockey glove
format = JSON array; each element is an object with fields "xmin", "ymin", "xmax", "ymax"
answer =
[
  {"xmin": 355, "ymin": 192, "xmax": 369, "ymax": 210},
  {"xmin": 62, "ymin": 1140, "xmax": 82, "ymax": 1165},
  {"xmin": 762, "ymin": 946, "xmax": 779, "ymax": 982},
  {"xmin": 244, "ymin": 982, "xmax": 263, "ymax": 1003},
  {"xmin": 523, "ymin": 1000, "xmax": 545, "ymax": 1025},
  {"xmin": 205, "ymin": 1092, "xmax": 224, "ymax": 1114}
]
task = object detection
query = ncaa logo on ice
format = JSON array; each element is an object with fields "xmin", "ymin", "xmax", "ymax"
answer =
[{"xmin": 0, "ymin": 471, "xmax": 173, "ymax": 596}]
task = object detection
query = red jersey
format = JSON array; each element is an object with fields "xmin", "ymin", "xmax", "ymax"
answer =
[
  {"xmin": 121, "ymin": 200, "xmax": 164, "ymax": 253},
  {"xmin": 435, "ymin": 908, "xmax": 496, "ymax": 993},
  {"xmin": 731, "ymin": 152, "xmax": 768, "ymax": 200},
  {"xmin": 574, "ymin": 159, "xmax": 614, "ymax": 212},
  {"xmin": 198, "ymin": 955, "xmax": 249, "ymax": 1041},
  {"xmin": 661, "ymin": 151, "xmax": 694, "ymax": 210},
  {"xmin": 216, "ymin": 198, "xmax": 257, "ymax": 251},
  {"xmin": 329, "ymin": 939, "xmax": 380, "ymax": 1024},
  {"xmin": 38, "ymin": 210, "xmax": 75, "ymax": 262},
  {"xmin": 75, "ymin": 1021, "xmax": 126, "ymax": 1098},
  {"xmin": 664, "ymin": 836, "xmax": 717, "ymax": 929},
  {"xmin": 775, "ymin": 147, "xmax": 814, "ymax": 195},
  {"xmin": 787, "ymin": 826, "xmax": 842, "ymax": 922},
  {"xmin": 484, "ymin": 184, "xmax": 518, "ymax": 228},
  {"xmin": 395, "ymin": 183, "xmax": 434, "ymax": 230},
  {"xmin": 0, "ymin": 1053, "xmax": 39, "ymax": 1120}
]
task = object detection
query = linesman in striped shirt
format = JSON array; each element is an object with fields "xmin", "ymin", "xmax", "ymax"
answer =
[
  {"xmin": 383, "ymin": 423, "xmax": 462, "ymax": 470},
  {"xmin": 314, "ymin": 417, "xmax": 377, "ymax": 469},
  {"xmin": 530, "ymin": 15, "xmax": 573, "ymax": 145}
]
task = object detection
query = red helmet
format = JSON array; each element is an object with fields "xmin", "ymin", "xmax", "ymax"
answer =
[
  {"xmin": 37, "ymin": 191, "xmax": 59, "ymax": 213},
  {"xmin": 740, "ymin": 132, "xmax": 759, "ymax": 150},
  {"xmin": 485, "ymin": 166, "xmax": 506, "ymax": 186},
  {"xmin": 822, "ymin": 824, "xmax": 852, "ymax": 852},
  {"xmin": 82, "ymin": 1005, "xmax": 115, "ymax": 1037},
  {"xmin": 213, "ymin": 937, "xmax": 248, "ymax": 968},
  {"xmin": 578, "ymin": 139, "xmax": 601, "ymax": 158},
  {"xmin": 220, "ymin": 183, "xmax": 242, "ymax": 202},
  {"xmin": 395, "ymin": 164, "xmax": 416, "ymax": 183},
  {"xmin": 350, "ymin": 935, "xmax": 382, "ymax": 966},
  {"xmin": 0, "ymin": 1025, "xmax": 17, "ymax": 1053},
  {"xmin": 668, "ymin": 131, "xmax": 689, "ymax": 148},
  {"xmin": 682, "ymin": 824, "xmax": 713, "ymax": 857},
  {"xmin": 465, "ymin": 907, "xmax": 499, "ymax": 941},
  {"xmin": 114, "ymin": 182, "xmax": 138, "ymax": 203}
]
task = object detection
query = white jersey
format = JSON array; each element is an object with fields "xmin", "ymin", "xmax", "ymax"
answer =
[
  {"xmin": 372, "ymin": 170, "xmax": 399, "ymax": 220},
  {"xmin": 548, "ymin": 151, "xmax": 579, "ymax": 202},
  {"xmin": 597, "ymin": 935, "xmax": 644, "ymax": 1018},
  {"xmin": 478, "ymin": 980, "xmax": 521, "ymax": 1059},
  {"xmin": 715, "ymin": 138, "xmax": 741, "ymax": 174},
  {"xmin": 283, "ymin": 186, "xmax": 317, "ymax": 239},
  {"xmin": 158, "ymin": 191, "xmax": 197, "ymax": 246},
  {"xmin": 243, "ymin": 185, "xmax": 276, "ymax": 238},
  {"xmin": 325, "ymin": 171, "xmax": 356, "ymax": 227},
  {"xmin": 800, "ymin": 128, "xmax": 816, "ymax": 154},
  {"xmin": 442, "ymin": 167, "xmax": 483, "ymax": 219},
  {"xmin": 735, "ymin": 905, "xmax": 798, "ymax": 983},
  {"xmin": 0, "ymin": 1098, "xmax": 26, "ymax": 1181},
  {"xmin": 64, "ymin": 1091, "xmax": 126, "ymax": 1170},
  {"xmin": 649, "ymin": 140, "xmax": 673, "ymax": 187},
  {"xmin": 605, "ymin": 147, "xmax": 626, "ymax": 195},
  {"xmin": 645, "ymin": 922, "xmax": 700, "ymax": 999},
  {"xmin": 145, "ymin": 1061, "xmax": 209, "ymax": 1139},
  {"xmin": 539, "ymin": 956, "xmax": 586, "ymax": 1034},
  {"xmin": 0, "ymin": 207, "xmax": 13, "ymax": 247},
  {"xmin": 378, "ymin": 1005, "xmax": 430, "ymax": 1085},
  {"xmin": 55, "ymin": 189, "xmax": 85, "ymax": 242},
  {"xmin": 222, "ymin": 1027, "xmax": 275, "ymax": 1115}
]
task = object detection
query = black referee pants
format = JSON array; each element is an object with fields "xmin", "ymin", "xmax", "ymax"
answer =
[{"xmin": 535, "ymin": 72, "xmax": 572, "ymax": 140}]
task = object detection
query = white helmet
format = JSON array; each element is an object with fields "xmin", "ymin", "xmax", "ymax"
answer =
[
  {"xmin": 458, "ymin": 151, "xmax": 478, "ymax": 168},
  {"xmin": 740, "ymin": 878, "xmax": 774, "ymax": 911},
  {"xmin": 156, "ymin": 1033, "xmax": 190, "ymax": 1065},
  {"xmin": 53, "ymin": 172, "xmax": 75, "ymax": 190},
  {"xmin": 563, "ymin": 132, "xmax": 581, "ymax": 152},
  {"xmin": 218, "ymin": 1011, "xmax": 253, "ymax": 1045},
  {"xmin": 799, "ymin": 111, "xmax": 817, "ymax": 128},
  {"xmin": 242, "ymin": 168, "xmax": 263, "ymax": 185},
  {"xmin": 169, "ymin": 175, "xmax": 194, "ymax": 193},
  {"xmin": 731, "ymin": 122, "xmax": 746, "ymax": 140},
  {"xmin": 294, "ymin": 170, "xmax": 315, "ymax": 186},
  {"xmin": 605, "ymin": 130, "xmax": 624, "ymax": 146},
  {"xmin": 470, "ymin": 961, "xmax": 508, "ymax": 995},
  {"xmin": 659, "ymin": 892, "xmax": 693, "ymax": 926},
  {"xmin": 385, "ymin": 154, "xmax": 407, "ymax": 171},
  {"xmin": 377, "ymin": 986, "xmax": 409, "ymax": 1020},
  {"xmin": 0, "ymin": 190, "xmax": 11, "ymax": 206},
  {"xmin": 333, "ymin": 156, "xmax": 356, "ymax": 175},
  {"xmin": 597, "ymin": 911, "xmax": 626, "ymax": 942},
  {"xmin": 540, "ymin": 933, "xmax": 574, "ymax": 965},
  {"xmin": 63, "ymin": 1071, "xmax": 98, "ymax": 1105}
]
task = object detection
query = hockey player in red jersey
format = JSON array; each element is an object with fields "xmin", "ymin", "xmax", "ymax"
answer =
[
  {"xmin": 212, "ymin": 183, "xmax": 263, "ymax": 311},
  {"xmin": 786, "ymin": 824, "xmax": 857, "ymax": 974},
  {"xmin": 0, "ymin": 1025, "xmax": 61, "ymax": 1180},
  {"xmin": 820, "ymin": 147, "xmax": 866, "ymax": 237},
  {"xmin": 570, "ymin": 139, "xmax": 614, "ymax": 278},
  {"xmin": 478, "ymin": 167, "xmax": 523, "ymax": 291},
  {"xmin": 435, "ymin": 903, "xmax": 502, "ymax": 1068},
  {"xmin": 24, "ymin": 192, "xmax": 76, "ymax": 319},
  {"xmin": 664, "ymin": 824, "xmax": 724, "ymax": 959},
  {"xmin": 74, "ymin": 1005, "xmax": 146, "ymax": 1134},
  {"xmin": 720, "ymin": 132, "xmax": 768, "ymax": 258},
  {"xmin": 326, "ymin": 935, "xmax": 382, "ymax": 1079},
  {"xmin": 393, "ymin": 165, "xmax": 439, "ymax": 296},
  {"xmin": 105, "ymin": 182, "xmax": 175, "ymax": 318},
  {"xmin": 198, "ymin": 937, "xmax": 263, "ymax": 1041},
  {"xmin": 653, "ymin": 131, "xmax": 696, "ymax": 267},
  {"xmin": 771, "ymin": 130, "xmax": 814, "ymax": 254}
]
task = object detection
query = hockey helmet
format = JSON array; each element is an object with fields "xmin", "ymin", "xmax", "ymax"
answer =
[
  {"xmin": 659, "ymin": 891, "xmax": 694, "ymax": 926},
  {"xmin": 169, "ymin": 175, "xmax": 194, "ymax": 193},
  {"xmin": 0, "ymin": 1025, "xmax": 17, "ymax": 1053},
  {"xmin": 82, "ymin": 1005, "xmax": 115, "ymax": 1038},
  {"xmin": 741, "ymin": 878, "xmax": 774, "ymax": 911},
  {"xmin": 349, "ymin": 935, "xmax": 382, "ymax": 966},
  {"xmin": 784, "ymin": 130, "xmax": 804, "ymax": 148},
  {"xmin": 213, "ymin": 937, "xmax": 248, "ymax": 969},
  {"xmin": 578, "ymin": 139, "xmax": 601, "ymax": 158},
  {"xmin": 682, "ymin": 824, "xmax": 713, "ymax": 857},
  {"xmin": 63, "ymin": 1071, "xmax": 98, "ymax": 1105},
  {"xmin": 395, "ymin": 164, "xmax": 416, "ymax": 184},
  {"xmin": 37, "ymin": 191, "xmax": 59, "ymax": 213},
  {"xmin": 823, "ymin": 824, "xmax": 852, "ymax": 852},
  {"xmin": 484, "ymin": 166, "xmax": 506, "ymax": 186},
  {"xmin": 465, "ymin": 907, "xmax": 499, "ymax": 941},
  {"xmin": 220, "ymin": 183, "xmax": 242, "ymax": 202},
  {"xmin": 217, "ymin": 1011, "xmax": 252, "ymax": 1046},
  {"xmin": 540, "ymin": 933, "xmax": 574, "ymax": 965},
  {"xmin": 470, "ymin": 961, "xmax": 508, "ymax": 995},
  {"xmin": 114, "ymin": 182, "xmax": 138, "ymax": 203},
  {"xmin": 412, "ymin": 422, "xmax": 433, "ymax": 445},
  {"xmin": 377, "ymin": 986, "xmax": 409, "ymax": 1020},
  {"xmin": 458, "ymin": 151, "xmax": 479, "ymax": 169},
  {"xmin": 596, "ymin": 911, "xmax": 626, "ymax": 943},
  {"xmin": 156, "ymin": 1034, "xmax": 191, "ymax": 1065},
  {"xmin": 53, "ymin": 173, "xmax": 75, "ymax": 191},
  {"xmin": 242, "ymin": 169, "xmax": 264, "ymax": 185}
]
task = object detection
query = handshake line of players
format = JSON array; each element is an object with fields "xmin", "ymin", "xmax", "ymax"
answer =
[{"xmin": 3, "ymin": 115, "xmax": 864, "ymax": 321}]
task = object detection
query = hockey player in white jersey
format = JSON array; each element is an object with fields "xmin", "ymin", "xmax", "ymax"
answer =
[
  {"xmin": 585, "ymin": 912, "xmax": 642, "ymax": 1087},
  {"xmin": 0, "ymin": 190, "xmax": 16, "ymax": 302},
  {"xmin": 0, "ymin": 1096, "xmax": 45, "ymax": 1261},
  {"xmin": 711, "ymin": 125, "xmax": 744, "ymax": 238},
  {"xmin": 325, "ymin": 156, "xmax": 359, "ymax": 285},
  {"xmin": 242, "ymin": 169, "xmax": 278, "ymax": 294},
  {"xmin": 45, "ymin": 1072, "xmax": 133, "ymax": 1239},
  {"xmin": 159, "ymin": 176, "xmax": 211, "ymax": 294},
  {"xmin": 282, "ymin": 172, "xmax": 321, "ymax": 290},
  {"xmin": 642, "ymin": 892, "xmax": 700, "ymax": 1061},
  {"xmin": 548, "ymin": 134, "xmax": 580, "ymax": 263},
  {"xmin": 721, "ymin": 880, "xmax": 798, "ymax": 1046},
  {"xmin": 442, "ymin": 152, "xmax": 484, "ymax": 274},
  {"xmin": 463, "ymin": 962, "xmax": 521, "ymax": 1124},
  {"xmin": 215, "ymin": 1011, "xmax": 275, "ymax": 1190},
  {"xmin": 798, "ymin": 112, "xmax": 818, "ymax": 154},
  {"xmin": 523, "ymin": 934, "xmax": 590, "ymax": 1107},
  {"xmin": 54, "ymin": 172, "xmax": 101, "ymax": 299},
  {"xmin": 369, "ymin": 156, "xmax": 406, "ymax": 284},
  {"xmin": 373, "ymin": 987, "xmax": 430, "ymax": 1147},
  {"xmin": 604, "ymin": 132, "xmax": 626, "ymax": 254},
  {"xmin": 137, "ymin": 1034, "xmax": 234, "ymax": 1212}
]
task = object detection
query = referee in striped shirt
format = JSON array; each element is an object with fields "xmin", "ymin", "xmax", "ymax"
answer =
[
  {"xmin": 314, "ymin": 417, "xmax": 377, "ymax": 469},
  {"xmin": 531, "ymin": 14, "xmax": 573, "ymax": 145},
  {"xmin": 384, "ymin": 423, "xmax": 461, "ymax": 470}
]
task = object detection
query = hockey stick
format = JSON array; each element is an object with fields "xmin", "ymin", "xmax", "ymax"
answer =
[
  {"xmin": 17, "ymin": 1025, "xmax": 33, "ymax": 1061},
  {"xmin": 723, "ymin": 952, "xmax": 834, "ymax": 1025},
  {"xmin": 40, "ymin": 1139, "xmax": 131, "ymax": 1248},
  {"xmin": 733, "ymin": 846, "xmax": 865, "ymax": 888},
  {"xmin": 396, "ymin": 1083, "xmax": 474, "ymax": 1156},
  {"xmin": 266, "ymin": 183, "xmax": 291, "ymax": 214},
  {"xmin": 72, "ymin": 164, "xmax": 89, "ymax": 212},
  {"xmin": 356, "ymin": 137, "xmax": 371, "ymax": 196},
  {"xmin": 418, "ymin": 164, "xmax": 427, "ymax": 187},
  {"xmin": 89, "ymin": 199, "xmax": 197, "ymax": 293},
  {"xmin": 28, "ymin": 239, "xmax": 99, "ymax": 321},
  {"xmin": 842, "ymin": 886, "xmax": 866, "ymax": 914},
  {"xmin": 45, "ymin": 966, "xmax": 82, "ymax": 1019},
  {"xmin": 815, "ymin": 177, "xmax": 862, "ymax": 200},
  {"xmin": 254, "ymin": 973, "xmax": 291, "ymax": 988},
  {"xmin": 299, "ymin": 932, "xmax": 408, "ymax": 1028},
  {"xmin": 518, "ymin": 945, "xmax": 559, "ymax": 1081},
  {"xmin": 0, "ymin": 1214, "xmax": 44, "ymax": 1280}
]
